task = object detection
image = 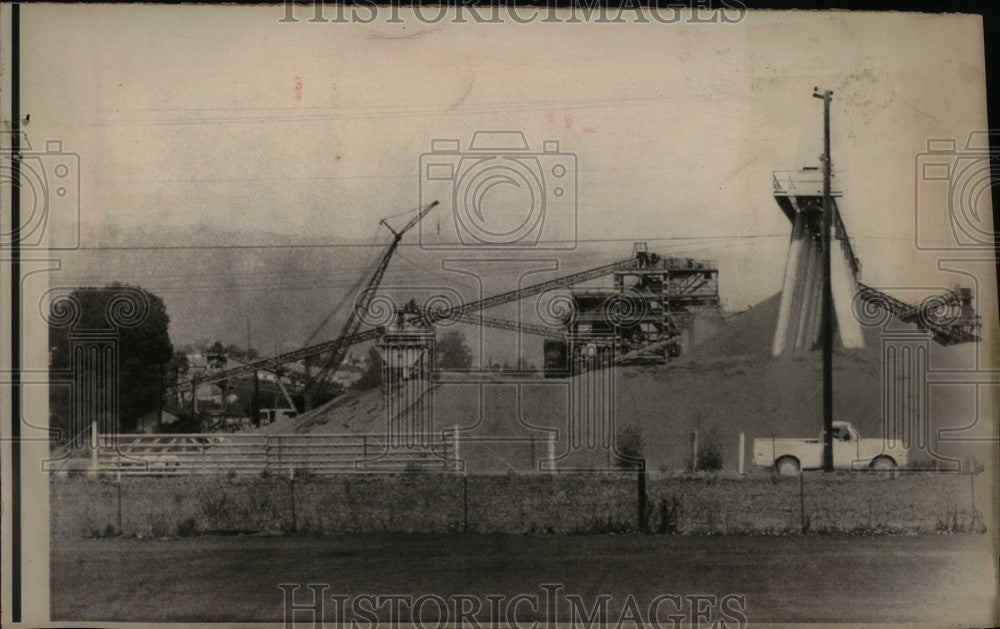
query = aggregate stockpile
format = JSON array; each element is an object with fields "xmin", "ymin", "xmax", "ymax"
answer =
[{"xmin": 260, "ymin": 293, "xmax": 987, "ymax": 473}]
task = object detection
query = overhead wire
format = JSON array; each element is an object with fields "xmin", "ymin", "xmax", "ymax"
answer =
[{"xmin": 68, "ymin": 233, "xmax": 790, "ymax": 252}]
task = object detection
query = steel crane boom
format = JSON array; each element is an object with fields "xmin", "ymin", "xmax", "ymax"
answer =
[
  {"xmin": 302, "ymin": 201, "xmax": 439, "ymax": 408},
  {"xmin": 175, "ymin": 252, "xmax": 641, "ymax": 393}
]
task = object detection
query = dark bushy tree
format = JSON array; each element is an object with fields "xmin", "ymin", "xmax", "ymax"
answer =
[{"xmin": 49, "ymin": 283, "xmax": 174, "ymax": 439}]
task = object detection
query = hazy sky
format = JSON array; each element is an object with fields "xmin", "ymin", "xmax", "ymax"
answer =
[{"xmin": 19, "ymin": 5, "xmax": 996, "ymax": 348}]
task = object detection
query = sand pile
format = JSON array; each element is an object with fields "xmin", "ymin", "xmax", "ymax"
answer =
[{"xmin": 254, "ymin": 293, "xmax": 989, "ymax": 472}]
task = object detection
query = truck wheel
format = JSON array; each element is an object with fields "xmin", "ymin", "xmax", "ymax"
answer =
[
  {"xmin": 870, "ymin": 456, "xmax": 897, "ymax": 470},
  {"xmin": 775, "ymin": 456, "xmax": 801, "ymax": 476}
]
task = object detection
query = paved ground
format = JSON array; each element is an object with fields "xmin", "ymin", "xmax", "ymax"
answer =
[{"xmin": 52, "ymin": 533, "xmax": 995, "ymax": 624}]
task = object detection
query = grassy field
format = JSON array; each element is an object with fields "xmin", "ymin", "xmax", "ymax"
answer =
[{"xmin": 51, "ymin": 533, "xmax": 995, "ymax": 624}]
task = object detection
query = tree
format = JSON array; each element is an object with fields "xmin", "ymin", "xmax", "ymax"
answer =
[
  {"xmin": 436, "ymin": 331, "xmax": 473, "ymax": 371},
  {"xmin": 49, "ymin": 283, "xmax": 174, "ymax": 440},
  {"xmin": 353, "ymin": 346, "xmax": 384, "ymax": 391}
]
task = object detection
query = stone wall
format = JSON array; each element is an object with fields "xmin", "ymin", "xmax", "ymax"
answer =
[
  {"xmin": 466, "ymin": 474, "xmax": 635, "ymax": 533},
  {"xmin": 294, "ymin": 475, "xmax": 464, "ymax": 533},
  {"xmin": 643, "ymin": 473, "xmax": 981, "ymax": 534},
  {"xmin": 51, "ymin": 471, "xmax": 985, "ymax": 541}
]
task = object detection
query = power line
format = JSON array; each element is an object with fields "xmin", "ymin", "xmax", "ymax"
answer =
[
  {"xmin": 69, "ymin": 233, "xmax": 789, "ymax": 252},
  {"xmin": 88, "ymin": 94, "xmax": 729, "ymax": 129},
  {"xmin": 53, "ymin": 237, "xmax": 782, "ymax": 293}
]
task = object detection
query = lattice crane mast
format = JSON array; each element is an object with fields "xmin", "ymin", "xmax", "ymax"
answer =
[{"xmin": 302, "ymin": 201, "xmax": 439, "ymax": 409}]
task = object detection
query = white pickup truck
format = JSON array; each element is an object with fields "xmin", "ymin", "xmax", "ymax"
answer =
[{"xmin": 753, "ymin": 421, "xmax": 907, "ymax": 475}]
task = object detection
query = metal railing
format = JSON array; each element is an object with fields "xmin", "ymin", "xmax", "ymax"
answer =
[
  {"xmin": 772, "ymin": 169, "xmax": 843, "ymax": 197},
  {"xmin": 91, "ymin": 433, "xmax": 454, "ymax": 475}
]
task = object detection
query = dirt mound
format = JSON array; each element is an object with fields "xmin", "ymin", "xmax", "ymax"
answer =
[
  {"xmin": 257, "ymin": 388, "xmax": 385, "ymax": 434},
  {"xmin": 684, "ymin": 293, "xmax": 782, "ymax": 360},
  {"xmin": 252, "ymin": 292, "xmax": 989, "ymax": 472}
]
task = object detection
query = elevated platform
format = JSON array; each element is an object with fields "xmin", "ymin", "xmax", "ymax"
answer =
[
  {"xmin": 772, "ymin": 168, "xmax": 843, "ymax": 221},
  {"xmin": 772, "ymin": 167, "xmax": 864, "ymax": 355},
  {"xmin": 772, "ymin": 168, "xmax": 860, "ymax": 276}
]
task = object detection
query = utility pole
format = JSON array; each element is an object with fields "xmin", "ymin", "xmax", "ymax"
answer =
[
  {"xmin": 247, "ymin": 302, "xmax": 259, "ymax": 428},
  {"xmin": 156, "ymin": 364, "xmax": 164, "ymax": 432},
  {"xmin": 814, "ymin": 87, "xmax": 834, "ymax": 472}
]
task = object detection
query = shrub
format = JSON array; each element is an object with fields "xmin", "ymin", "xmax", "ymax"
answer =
[
  {"xmin": 176, "ymin": 517, "xmax": 198, "ymax": 537},
  {"xmin": 616, "ymin": 424, "xmax": 644, "ymax": 468},
  {"xmin": 696, "ymin": 427, "xmax": 724, "ymax": 471}
]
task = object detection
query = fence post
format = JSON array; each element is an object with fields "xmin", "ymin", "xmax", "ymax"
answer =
[
  {"xmin": 264, "ymin": 437, "xmax": 271, "ymax": 476},
  {"xmin": 289, "ymin": 474, "xmax": 297, "ymax": 532},
  {"xmin": 530, "ymin": 434, "xmax": 536, "ymax": 471},
  {"xmin": 970, "ymin": 472, "xmax": 978, "ymax": 528},
  {"xmin": 453, "ymin": 425, "xmax": 460, "ymax": 472},
  {"xmin": 363, "ymin": 435, "xmax": 368, "ymax": 462},
  {"xmin": 462, "ymin": 473, "xmax": 469, "ymax": 533},
  {"xmin": 691, "ymin": 430, "xmax": 698, "ymax": 471},
  {"xmin": 116, "ymin": 477, "xmax": 123, "ymax": 535},
  {"xmin": 547, "ymin": 433, "xmax": 556, "ymax": 474},
  {"xmin": 799, "ymin": 473, "xmax": 806, "ymax": 533},
  {"xmin": 277, "ymin": 436, "xmax": 282, "ymax": 474},
  {"xmin": 89, "ymin": 420, "xmax": 98, "ymax": 477},
  {"xmin": 637, "ymin": 459, "xmax": 648, "ymax": 534},
  {"xmin": 738, "ymin": 432, "xmax": 745, "ymax": 475}
]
